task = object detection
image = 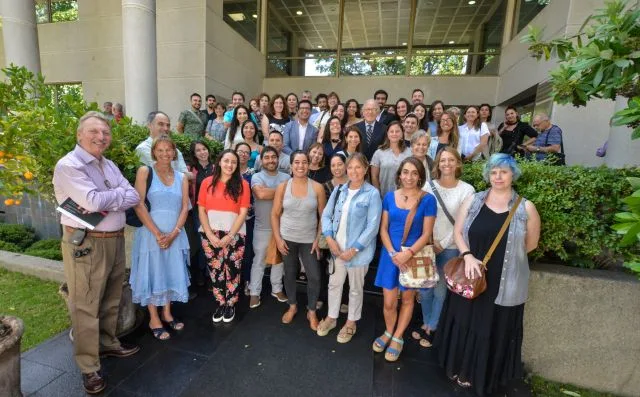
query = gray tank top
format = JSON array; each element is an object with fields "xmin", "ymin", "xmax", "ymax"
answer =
[{"xmin": 280, "ymin": 179, "xmax": 318, "ymax": 243}]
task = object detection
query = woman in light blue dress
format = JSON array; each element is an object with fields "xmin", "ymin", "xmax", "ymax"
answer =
[{"xmin": 131, "ymin": 136, "xmax": 191, "ymax": 341}]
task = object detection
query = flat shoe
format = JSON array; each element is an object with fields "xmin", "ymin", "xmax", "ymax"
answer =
[
  {"xmin": 307, "ymin": 311, "xmax": 319, "ymax": 331},
  {"xmin": 316, "ymin": 318, "xmax": 337, "ymax": 336},
  {"xmin": 150, "ymin": 327, "xmax": 170, "ymax": 341},
  {"xmin": 282, "ymin": 308, "xmax": 297, "ymax": 324},
  {"xmin": 162, "ymin": 318, "xmax": 184, "ymax": 331}
]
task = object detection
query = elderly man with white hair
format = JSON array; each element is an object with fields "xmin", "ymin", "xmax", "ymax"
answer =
[
  {"xmin": 355, "ymin": 99, "xmax": 388, "ymax": 161},
  {"xmin": 525, "ymin": 113, "xmax": 565, "ymax": 165}
]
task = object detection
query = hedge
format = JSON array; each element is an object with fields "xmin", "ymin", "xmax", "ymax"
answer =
[{"xmin": 461, "ymin": 160, "xmax": 640, "ymax": 268}]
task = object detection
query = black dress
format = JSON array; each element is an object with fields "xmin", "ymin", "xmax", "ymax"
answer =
[{"xmin": 434, "ymin": 204, "xmax": 525, "ymax": 396}]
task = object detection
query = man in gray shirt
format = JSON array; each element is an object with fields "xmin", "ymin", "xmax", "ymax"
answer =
[
  {"xmin": 249, "ymin": 146, "xmax": 291, "ymax": 308},
  {"xmin": 253, "ymin": 131, "xmax": 291, "ymax": 175}
]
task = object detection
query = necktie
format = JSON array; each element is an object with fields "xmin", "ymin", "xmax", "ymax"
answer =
[{"xmin": 366, "ymin": 124, "xmax": 373, "ymax": 145}]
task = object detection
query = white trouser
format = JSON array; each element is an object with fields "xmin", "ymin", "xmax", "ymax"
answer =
[
  {"xmin": 249, "ymin": 229, "xmax": 284, "ymax": 296},
  {"xmin": 327, "ymin": 258, "xmax": 368, "ymax": 322}
]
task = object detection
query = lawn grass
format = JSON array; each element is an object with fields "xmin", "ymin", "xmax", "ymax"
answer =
[
  {"xmin": 530, "ymin": 375, "xmax": 620, "ymax": 397},
  {"xmin": 0, "ymin": 268, "xmax": 70, "ymax": 351}
]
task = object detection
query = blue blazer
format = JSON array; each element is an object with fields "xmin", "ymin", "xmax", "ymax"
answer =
[
  {"xmin": 282, "ymin": 121, "xmax": 318, "ymax": 155},
  {"xmin": 355, "ymin": 120, "xmax": 387, "ymax": 161}
]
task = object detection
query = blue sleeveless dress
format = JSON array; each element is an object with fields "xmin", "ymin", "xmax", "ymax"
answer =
[{"xmin": 130, "ymin": 168, "xmax": 191, "ymax": 306}]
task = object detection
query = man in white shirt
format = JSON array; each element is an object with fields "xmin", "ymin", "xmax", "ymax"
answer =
[{"xmin": 135, "ymin": 111, "xmax": 192, "ymax": 179}]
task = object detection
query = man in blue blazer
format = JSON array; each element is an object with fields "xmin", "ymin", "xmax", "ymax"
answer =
[
  {"xmin": 356, "ymin": 99, "xmax": 387, "ymax": 161},
  {"xmin": 283, "ymin": 100, "xmax": 318, "ymax": 155}
]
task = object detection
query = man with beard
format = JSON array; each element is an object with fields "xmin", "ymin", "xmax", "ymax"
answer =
[{"xmin": 248, "ymin": 146, "xmax": 291, "ymax": 308}]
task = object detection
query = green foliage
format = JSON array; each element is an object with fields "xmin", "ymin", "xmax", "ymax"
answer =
[
  {"xmin": 529, "ymin": 374, "xmax": 619, "ymax": 397},
  {"xmin": 461, "ymin": 160, "xmax": 640, "ymax": 268},
  {"xmin": 26, "ymin": 239, "xmax": 61, "ymax": 251},
  {"xmin": 0, "ymin": 268, "xmax": 71, "ymax": 351},
  {"xmin": 0, "ymin": 223, "xmax": 36, "ymax": 250},
  {"xmin": 171, "ymin": 133, "xmax": 224, "ymax": 165},
  {"xmin": 611, "ymin": 177, "xmax": 640, "ymax": 277},
  {"xmin": 0, "ymin": 241, "xmax": 20, "ymax": 252},
  {"xmin": 522, "ymin": 0, "xmax": 640, "ymax": 138},
  {"xmin": 23, "ymin": 248, "xmax": 63, "ymax": 261}
]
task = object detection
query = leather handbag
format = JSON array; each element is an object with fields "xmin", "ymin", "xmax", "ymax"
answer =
[
  {"xmin": 398, "ymin": 192, "xmax": 439, "ymax": 289},
  {"xmin": 264, "ymin": 234, "xmax": 282, "ymax": 266},
  {"xmin": 444, "ymin": 195, "xmax": 522, "ymax": 299},
  {"xmin": 125, "ymin": 166, "xmax": 152, "ymax": 227}
]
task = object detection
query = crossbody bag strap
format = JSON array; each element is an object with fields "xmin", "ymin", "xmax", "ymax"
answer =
[
  {"xmin": 481, "ymin": 195, "xmax": 522, "ymax": 268},
  {"xmin": 401, "ymin": 191, "xmax": 427, "ymax": 246},
  {"xmin": 429, "ymin": 180, "xmax": 455, "ymax": 225}
]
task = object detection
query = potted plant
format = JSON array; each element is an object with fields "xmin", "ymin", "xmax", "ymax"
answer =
[{"xmin": 0, "ymin": 315, "xmax": 24, "ymax": 397}]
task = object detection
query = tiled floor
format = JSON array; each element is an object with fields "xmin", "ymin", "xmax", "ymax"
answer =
[{"xmin": 20, "ymin": 284, "xmax": 532, "ymax": 396}]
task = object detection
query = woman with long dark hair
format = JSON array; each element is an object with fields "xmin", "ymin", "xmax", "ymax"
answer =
[
  {"xmin": 428, "ymin": 100, "xmax": 445, "ymax": 137},
  {"xmin": 307, "ymin": 142, "xmax": 331, "ymax": 184},
  {"xmin": 286, "ymin": 92, "xmax": 298, "ymax": 119},
  {"xmin": 320, "ymin": 116, "xmax": 345, "ymax": 161},
  {"xmin": 479, "ymin": 103, "xmax": 492, "ymax": 124},
  {"xmin": 395, "ymin": 98, "xmax": 411, "ymax": 121},
  {"xmin": 224, "ymin": 105, "xmax": 250, "ymax": 150},
  {"xmin": 330, "ymin": 103, "xmax": 348, "ymax": 132},
  {"xmin": 339, "ymin": 126, "xmax": 362, "ymax": 158},
  {"xmin": 412, "ymin": 103, "xmax": 429, "ymax": 133},
  {"xmin": 371, "ymin": 121, "xmax": 412, "ymax": 198},
  {"xmin": 345, "ymin": 99, "xmax": 362, "ymax": 128},
  {"xmin": 198, "ymin": 149, "xmax": 251, "ymax": 323},
  {"xmin": 241, "ymin": 119, "xmax": 263, "ymax": 168}
]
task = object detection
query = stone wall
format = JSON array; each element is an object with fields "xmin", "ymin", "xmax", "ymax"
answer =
[
  {"xmin": 524, "ymin": 263, "xmax": 640, "ymax": 396},
  {"xmin": 0, "ymin": 194, "xmax": 61, "ymax": 239}
]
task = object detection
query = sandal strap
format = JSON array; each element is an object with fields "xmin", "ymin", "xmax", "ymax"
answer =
[
  {"xmin": 386, "ymin": 346, "xmax": 401, "ymax": 356},
  {"xmin": 383, "ymin": 330, "xmax": 393, "ymax": 338},
  {"xmin": 391, "ymin": 336, "xmax": 404, "ymax": 344}
]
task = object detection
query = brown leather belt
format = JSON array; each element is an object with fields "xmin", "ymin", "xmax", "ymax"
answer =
[{"xmin": 64, "ymin": 226, "xmax": 125, "ymax": 238}]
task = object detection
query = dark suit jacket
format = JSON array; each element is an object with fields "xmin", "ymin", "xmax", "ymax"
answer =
[
  {"xmin": 356, "ymin": 120, "xmax": 387, "ymax": 161},
  {"xmin": 377, "ymin": 110, "xmax": 396, "ymax": 126},
  {"xmin": 282, "ymin": 121, "xmax": 319, "ymax": 155}
]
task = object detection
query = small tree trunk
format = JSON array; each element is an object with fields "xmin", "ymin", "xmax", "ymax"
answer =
[{"xmin": 0, "ymin": 316, "xmax": 24, "ymax": 397}]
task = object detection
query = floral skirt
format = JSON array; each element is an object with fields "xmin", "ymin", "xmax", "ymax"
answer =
[{"xmin": 200, "ymin": 230, "xmax": 245, "ymax": 306}]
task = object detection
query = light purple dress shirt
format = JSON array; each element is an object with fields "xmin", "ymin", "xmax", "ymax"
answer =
[{"xmin": 53, "ymin": 145, "xmax": 140, "ymax": 231}]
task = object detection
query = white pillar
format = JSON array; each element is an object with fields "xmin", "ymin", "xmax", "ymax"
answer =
[
  {"xmin": 0, "ymin": 0, "xmax": 41, "ymax": 73},
  {"xmin": 605, "ymin": 96, "xmax": 640, "ymax": 168},
  {"xmin": 122, "ymin": 0, "xmax": 158, "ymax": 124}
]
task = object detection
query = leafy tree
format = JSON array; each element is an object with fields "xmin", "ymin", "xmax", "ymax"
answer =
[
  {"xmin": 315, "ymin": 49, "xmax": 466, "ymax": 76},
  {"xmin": 521, "ymin": 0, "xmax": 640, "ymax": 138}
]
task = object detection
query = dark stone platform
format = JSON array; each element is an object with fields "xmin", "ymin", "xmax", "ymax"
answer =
[{"xmin": 20, "ymin": 284, "xmax": 532, "ymax": 396}]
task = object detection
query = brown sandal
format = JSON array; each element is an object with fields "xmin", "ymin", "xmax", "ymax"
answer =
[
  {"xmin": 307, "ymin": 311, "xmax": 319, "ymax": 331},
  {"xmin": 282, "ymin": 307, "xmax": 297, "ymax": 324}
]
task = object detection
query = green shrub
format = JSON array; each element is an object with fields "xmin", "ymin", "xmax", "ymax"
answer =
[
  {"xmin": 0, "ymin": 223, "xmax": 36, "ymax": 250},
  {"xmin": 170, "ymin": 133, "xmax": 224, "ymax": 166},
  {"xmin": 461, "ymin": 160, "xmax": 640, "ymax": 268},
  {"xmin": 23, "ymin": 249, "xmax": 62, "ymax": 261},
  {"xmin": 0, "ymin": 240, "xmax": 20, "ymax": 252},
  {"xmin": 26, "ymin": 239, "xmax": 61, "ymax": 251}
]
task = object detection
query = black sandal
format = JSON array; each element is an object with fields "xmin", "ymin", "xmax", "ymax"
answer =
[
  {"xmin": 151, "ymin": 327, "xmax": 170, "ymax": 340},
  {"xmin": 162, "ymin": 318, "xmax": 184, "ymax": 331}
]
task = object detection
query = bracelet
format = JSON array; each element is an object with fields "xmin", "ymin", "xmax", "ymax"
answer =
[
  {"xmin": 389, "ymin": 250, "xmax": 397, "ymax": 258},
  {"xmin": 461, "ymin": 251, "xmax": 472, "ymax": 257},
  {"xmin": 174, "ymin": 227, "xmax": 180, "ymax": 234},
  {"xmin": 407, "ymin": 248, "xmax": 415, "ymax": 255}
]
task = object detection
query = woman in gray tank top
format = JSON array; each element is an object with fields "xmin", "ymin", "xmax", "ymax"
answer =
[{"xmin": 272, "ymin": 150, "xmax": 327, "ymax": 331}]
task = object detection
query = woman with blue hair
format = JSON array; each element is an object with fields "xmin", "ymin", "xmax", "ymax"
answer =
[{"xmin": 434, "ymin": 153, "xmax": 541, "ymax": 395}]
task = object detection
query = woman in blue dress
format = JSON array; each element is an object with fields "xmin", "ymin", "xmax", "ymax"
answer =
[
  {"xmin": 372, "ymin": 157, "xmax": 437, "ymax": 362},
  {"xmin": 131, "ymin": 136, "xmax": 191, "ymax": 341}
]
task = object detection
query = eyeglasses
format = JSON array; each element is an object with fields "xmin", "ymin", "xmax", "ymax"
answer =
[{"xmin": 236, "ymin": 150, "xmax": 250, "ymax": 156}]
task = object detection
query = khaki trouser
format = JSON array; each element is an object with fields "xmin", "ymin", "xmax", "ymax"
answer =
[
  {"xmin": 327, "ymin": 259, "xmax": 368, "ymax": 322},
  {"xmin": 61, "ymin": 229, "xmax": 125, "ymax": 374}
]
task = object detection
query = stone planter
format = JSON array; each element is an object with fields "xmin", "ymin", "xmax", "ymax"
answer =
[
  {"xmin": 59, "ymin": 273, "xmax": 143, "ymax": 340},
  {"xmin": 0, "ymin": 316, "xmax": 24, "ymax": 397}
]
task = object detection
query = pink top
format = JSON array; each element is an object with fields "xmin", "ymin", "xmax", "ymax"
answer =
[{"xmin": 53, "ymin": 145, "xmax": 140, "ymax": 231}]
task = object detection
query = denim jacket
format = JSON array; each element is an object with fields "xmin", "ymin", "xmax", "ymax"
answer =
[
  {"xmin": 321, "ymin": 182, "xmax": 382, "ymax": 267},
  {"xmin": 463, "ymin": 189, "xmax": 530, "ymax": 306}
]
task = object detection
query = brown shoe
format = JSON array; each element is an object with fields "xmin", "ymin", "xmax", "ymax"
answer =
[
  {"xmin": 82, "ymin": 370, "xmax": 106, "ymax": 394},
  {"xmin": 307, "ymin": 311, "xmax": 319, "ymax": 331},
  {"xmin": 271, "ymin": 291, "xmax": 288, "ymax": 303},
  {"xmin": 249, "ymin": 295, "xmax": 261, "ymax": 308},
  {"xmin": 282, "ymin": 307, "xmax": 297, "ymax": 324},
  {"xmin": 100, "ymin": 343, "xmax": 140, "ymax": 358}
]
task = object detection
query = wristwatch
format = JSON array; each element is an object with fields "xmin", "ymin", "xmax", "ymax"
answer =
[
  {"xmin": 352, "ymin": 247, "xmax": 360, "ymax": 253},
  {"xmin": 536, "ymin": 146, "xmax": 541, "ymax": 152}
]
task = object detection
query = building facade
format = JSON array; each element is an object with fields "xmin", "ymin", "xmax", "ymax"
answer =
[{"xmin": 0, "ymin": 0, "xmax": 637, "ymax": 167}]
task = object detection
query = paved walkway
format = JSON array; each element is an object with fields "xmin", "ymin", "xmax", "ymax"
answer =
[{"xmin": 20, "ymin": 284, "xmax": 532, "ymax": 396}]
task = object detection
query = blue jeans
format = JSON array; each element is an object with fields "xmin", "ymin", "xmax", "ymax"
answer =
[{"xmin": 419, "ymin": 248, "xmax": 459, "ymax": 331}]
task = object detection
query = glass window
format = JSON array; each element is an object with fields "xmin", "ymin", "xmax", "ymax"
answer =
[
  {"xmin": 477, "ymin": 0, "xmax": 506, "ymax": 74},
  {"xmin": 515, "ymin": 0, "xmax": 547, "ymax": 35},
  {"xmin": 36, "ymin": 0, "xmax": 78, "ymax": 24},
  {"xmin": 223, "ymin": 0, "xmax": 260, "ymax": 49}
]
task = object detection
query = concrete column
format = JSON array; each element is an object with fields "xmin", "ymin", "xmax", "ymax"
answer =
[
  {"xmin": 122, "ymin": 0, "xmax": 158, "ymax": 124},
  {"xmin": 605, "ymin": 96, "xmax": 640, "ymax": 168},
  {"xmin": 0, "ymin": 0, "xmax": 41, "ymax": 73},
  {"xmin": 501, "ymin": 0, "xmax": 516, "ymax": 48}
]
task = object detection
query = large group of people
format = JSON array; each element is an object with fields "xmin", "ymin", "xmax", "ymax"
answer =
[{"xmin": 56, "ymin": 85, "xmax": 550, "ymax": 395}]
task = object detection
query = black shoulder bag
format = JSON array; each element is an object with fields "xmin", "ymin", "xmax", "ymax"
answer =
[{"xmin": 125, "ymin": 165, "xmax": 153, "ymax": 227}]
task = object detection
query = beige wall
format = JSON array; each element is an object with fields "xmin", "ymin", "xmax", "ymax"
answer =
[{"xmin": 262, "ymin": 75, "xmax": 499, "ymax": 106}]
